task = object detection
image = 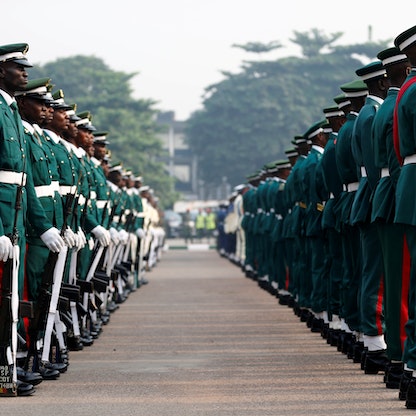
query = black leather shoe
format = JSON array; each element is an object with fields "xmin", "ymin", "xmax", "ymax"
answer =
[
  {"xmin": 16, "ymin": 367, "xmax": 43, "ymax": 386},
  {"xmin": 321, "ymin": 323, "xmax": 329, "ymax": 339},
  {"xmin": 385, "ymin": 362, "xmax": 403, "ymax": 389},
  {"xmin": 67, "ymin": 336, "xmax": 84, "ymax": 351},
  {"xmin": 38, "ymin": 366, "xmax": 60, "ymax": 380},
  {"xmin": 278, "ymin": 294, "xmax": 290, "ymax": 306},
  {"xmin": 300, "ymin": 309, "xmax": 310, "ymax": 322},
  {"xmin": 107, "ymin": 300, "xmax": 119, "ymax": 312},
  {"xmin": 364, "ymin": 349, "xmax": 389, "ymax": 374},
  {"xmin": 41, "ymin": 361, "xmax": 68, "ymax": 374},
  {"xmin": 341, "ymin": 333, "xmax": 354, "ymax": 355},
  {"xmin": 406, "ymin": 377, "xmax": 416, "ymax": 409},
  {"xmin": 352, "ymin": 341, "xmax": 364, "ymax": 363},
  {"xmin": 16, "ymin": 379, "xmax": 35, "ymax": 396},
  {"xmin": 310, "ymin": 317, "xmax": 323, "ymax": 333},
  {"xmin": 399, "ymin": 370, "xmax": 413, "ymax": 400},
  {"xmin": 328, "ymin": 329, "xmax": 340, "ymax": 346}
]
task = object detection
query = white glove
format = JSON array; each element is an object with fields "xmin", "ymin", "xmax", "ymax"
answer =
[
  {"xmin": 135, "ymin": 228, "xmax": 145, "ymax": 240},
  {"xmin": 92, "ymin": 225, "xmax": 111, "ymax": 247},
  {"xmin": 0, "ymin": 235, "xmax": 13, "ymax": 262},
  {"xmin": 118, "ymin": 229, "xmax": 129, "ymax": 245},
  {"xmin": 63, "ymin": 227, "xmax": 76, "ymax": 248},
  {"xmin": 109, "ymin": 227, "xmax": 120, "ymax": 245},
  {"xmin": 78, "ymin": 227, "xmax": 87, "ymax": 245},
  {"xmin": 40, "ymin": 227, "xmax": 65, "ymax": 253}
]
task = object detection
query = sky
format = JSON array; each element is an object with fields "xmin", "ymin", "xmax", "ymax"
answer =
[{"xmin": 4, "ymin": 0, "xmax": 416, "ymax": 120}]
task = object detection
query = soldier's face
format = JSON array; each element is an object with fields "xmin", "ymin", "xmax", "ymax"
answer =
[
  {"xmin": 93, "ymin": 143, "xmax": 106, "ymax": 160},
  {"xmin": 0, "ymin": 61, "xmax": 28, "ymax": 93},
  {"xmin": 77, "ymin": 128, "xmax": 92, "ymax": 149},
  {"xmin": 43, "ymin": 106, "xmax": 54, "ymax": 126},
  {"xmin": 51, "ymin": 108, "xmax": 70, "ymax": 132},
  {"xmin": 21, "ymin": 97, "xmax": 47, "ymax": 124}
]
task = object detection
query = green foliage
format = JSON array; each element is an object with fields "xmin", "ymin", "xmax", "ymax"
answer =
[
  {"xmin": 232, "ymin": 41, "xmax": 283, "ymax": 54},
  {"xmin": 29, "ymin": 55, "xmax": 176, "ymax": 208},
  {"xmin": 186, "ymin": 29, "xmax": 390, "ymax": 191}
]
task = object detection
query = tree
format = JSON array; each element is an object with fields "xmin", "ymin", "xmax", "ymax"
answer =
[
  {"xmin": 29, "ymin": 56, "xmax": 177, "ymax": 208},
  {"xmin": 186, "ymin": 29, "xmax": 389, "ymax": 194}
]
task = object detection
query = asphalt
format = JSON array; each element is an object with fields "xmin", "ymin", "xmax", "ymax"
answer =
[{"xmin": 1, "ymin": 243, "xmax": 408, "ymax": 415}]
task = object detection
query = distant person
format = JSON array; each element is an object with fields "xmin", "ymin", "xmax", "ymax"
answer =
[
  {"xmin": 205, "ymin": 208, "xmax": 216, "ymax": 242},
  {"xmin": 195, "ymin": 209, "xmax": 206, "ymax": 241},
  {"xmin": 182, "ymin": 209, "xmax": 194, "ymax": 244}
]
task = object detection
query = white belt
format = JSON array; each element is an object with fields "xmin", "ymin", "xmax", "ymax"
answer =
[
  {"xmin": 276, "ymin": 214, "xmax": 283, "ymax": 220},
  {"xmin": 0, "ymin": 170, "xmax": 26, "ymax": 186},
  {"xmin": 124, "ymin": 209, "xmax": 131, "ymax": 215},
  {"xmin": 136, "ymin": 213, "xmax": 146, "ymax": 218},
  {"xmin": 329, "ymin": 193, "xmax": 335, "ymax": 199},
  {"xmin": 35, "ymin": 181, "xmax": 60, "ymax": 198},
  {"xmin": 270, "ymin": 208, "xmax": 275, "ymax": 213},
  {"xmin": 113, "ymin": 215, "xmax": 120, "ymax": 222},
  {"xmin": 59, "ymin": 185, "xmax": 76, "ymax": 196},
  {"xmin": 343, "ymin": 182, "xmax": 359, "ymax": 192},
  {"xmin": 403, "ymin": 154, "xmax": 416, "ymax": 165},
  {"xmin": 257, "ymin": 208, "xmax": 263, "ymax": 214},
  {"xmin": 78, "ymin": 195, "xmax": 86, "ymax": 205},
  {"xmin": 90, "ymin": 191, "xmax": 97, "ymax": 200},
  {"xmin": 381, "ymin": 168, "xmax": 390, "ymax": 178},
  {"xmin": 96, "ymin": 200, "xmax": 107, "ymax": 209},
  {"xmin": 360, "ymin": 166, "xmax": 367, "ymax": 177}
]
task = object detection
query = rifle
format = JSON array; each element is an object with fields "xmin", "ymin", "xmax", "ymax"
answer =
[
  {"xmin": 0, "ymin": 170, "xmax": 25, "ymax": 396},
  {"xmin": 24, "ymin": 171, "xmax": 82, "ymax": 371}
]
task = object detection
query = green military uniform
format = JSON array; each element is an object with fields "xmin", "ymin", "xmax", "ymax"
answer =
[
  {"xmin": 335, "ymin": 80, "xmax": 368, "ymax": 337},
  {"xmin": 241, "ymin": 174, "xmax": 259, "ymax": 278},
  {"xmin": 286, "ymin": 140, "xmax": 309, "ymax": 313},
  {"xmin": 319, "ymin": 104, "xmax": 347, "ymax": 337},
  {"xmin": 371, "ymin": 48, "xmax": 411, "ymax": 377},
  {"xmin": 301, "ymin": 120, "xmax": 329, "ymax": 330},
  {"xmin": 393, "ymin": 25, "xmax": 416, "ymax": 409},
  {"xmin": 350, "ymin": 62, "xmax": 388, "ymax": 373}
]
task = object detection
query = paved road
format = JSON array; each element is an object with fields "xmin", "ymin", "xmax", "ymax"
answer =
[{"xmin": 2, "ymin": 248, "xmax": 406, "ymax": 415}]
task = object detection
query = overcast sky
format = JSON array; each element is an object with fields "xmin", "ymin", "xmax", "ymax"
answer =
[{"xmin": 4, "ymin": 0, "xmax": 416, "ymax": 120}]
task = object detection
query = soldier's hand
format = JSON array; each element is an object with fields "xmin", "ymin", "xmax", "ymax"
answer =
[
  {"xmin": 92, "ymin": 225, "xmax": 111, "ymax": 247},
  {"xmin": 0, "ymin": 235, "xmax": 13, "ymax": 262},
  {"xmin": 76, "ymin": 228, "xmax": 86, "ymax": 251},
  {"xmin": 136, "ymin": 228, "xmax": 146, "ymax": 240},
  {"xmin": 63, "ymin": 227, "xmax": 76, "ymax": 248},
  {"xmin": 118, "ymin": 229, "xmax": 129, "ymax": 245},
  {"xmin": 40, "ymin": 227, "xmax": 65, "ymax": 253},
  {"xmin": 109, "ymin": 227, "xmax": 120, "ymax": 245}
]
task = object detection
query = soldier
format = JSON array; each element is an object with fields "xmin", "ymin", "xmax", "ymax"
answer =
[
  {"xmin": 240, "ymin": 172, "xmax": 261, "ymax": 280},
  {"xmin": 281, "ymin": 147, "xmax": 299, "ymax": 305},
  {"xmin": 16, "ymin": 78, "xmax": 72, "ymax": 381},
  {"xmin": 285, "ymin": 136, "xmax": 310, "ymax": 317},
  {"xmin": 334, "ymin": 79, "xmax": 368, "ymax": 361},
  {"xmin": 371, "ymin": 46, "xmax": 411, "ymax": 391},
  {"xmin": 350, "ymin": 61, "xmax": 389, "ymax": 374},
  {"xmin": 232, "ymin": 184, "xmax": 248, "ymax": 268},
  {"xmin": 300, "ymin": 119, "xmax": 330, "ymax": 332},
  {"xmin": 0, "ymin": 44, "xmax": 64, "ymax": 396},
  {"xmin": 392, "ymin": 25, "xmax": 416, "ymax": 409},
  {"xmin": 270, "ymin": 159, "xmax": 292, "ymax": 304},
  {"xmin": 319, "ymin": 103, "xmax": 347, "ymax": 343}
]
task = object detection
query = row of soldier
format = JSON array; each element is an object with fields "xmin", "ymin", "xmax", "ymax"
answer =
[
  {"xmin": 218, "ymin": 24, "xmax": 416, "ymax": 410},
  {"xmin": 0, "ymin": 42, "xmax": 166, "ymax": 396}
]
